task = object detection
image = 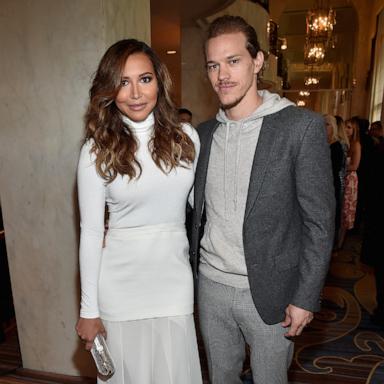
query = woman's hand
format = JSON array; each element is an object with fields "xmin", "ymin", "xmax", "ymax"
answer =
[{"xmin": 76, "ymin": 317, "xmax": 106, "ymax": 350}]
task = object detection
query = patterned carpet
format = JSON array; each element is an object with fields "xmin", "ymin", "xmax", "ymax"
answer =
[
  {"xmin": 0, "ymin": 234, "xmax": 383, "ymax": 383},
  {"xmin": 287, "ymin": 233, "xmax": 384, "ymax": 384}
]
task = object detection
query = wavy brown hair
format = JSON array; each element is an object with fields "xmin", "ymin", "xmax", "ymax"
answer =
[{"xmin": 84, "ymin": 39, "xmax": 195, "ymax": 182}]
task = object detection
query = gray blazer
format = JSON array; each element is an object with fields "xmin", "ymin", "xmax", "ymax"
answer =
[{"xmin": 190, "ymin": 106, "xmax": 335, "ymax": 325}]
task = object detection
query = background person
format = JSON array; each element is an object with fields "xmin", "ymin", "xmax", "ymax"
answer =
[
  {"xmin": 338, "ymin": 116, "xmax": 361, "ymax": 250},
  {"xmin": 361, "ymin": 121, "xmax": 384, "ymax": 325},
  {"xmin": 178, "ymin": 107, "xmax": 193, "ymax": 124},
  {"xmin": 325, "ymin": 114, "xmax": 345, "ymax": 245}
]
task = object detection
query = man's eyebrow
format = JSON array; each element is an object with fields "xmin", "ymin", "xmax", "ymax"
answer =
[{"xmin": 206, "ymin": 54, "xmax": 241, "ymax": 63}]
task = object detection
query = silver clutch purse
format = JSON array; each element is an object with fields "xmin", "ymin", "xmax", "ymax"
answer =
[{"xmin": 90, "ymin": 334, "xmax": 115, "ymax": 376}]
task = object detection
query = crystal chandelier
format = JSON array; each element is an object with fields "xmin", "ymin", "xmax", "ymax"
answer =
[
  {"xmin": 304, "ymin": 39, "xmax": 326, "ymax": 65},
  {"xmin": 306, "ymin": 1, "xmax": 336, "ymax": 39},
  {"xmin": 304, "ymin": 0, "xmax": 336, "ymax": 65},
  {"xmin": 305, "ymin": 76, "xmax": 320, "ymax": 86},
  {"xmin": 304, "ymin": 69, "xmax": 320, "ymax": 86}
]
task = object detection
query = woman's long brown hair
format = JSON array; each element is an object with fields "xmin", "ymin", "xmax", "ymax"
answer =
[{"xmin": 84, "ymin": 39, "xmax": 195, "ymax": 182}]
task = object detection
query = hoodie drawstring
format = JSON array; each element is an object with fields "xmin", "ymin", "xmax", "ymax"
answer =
[
  {"xmin": 224, "ymin": 122, "xmax": 229, "ymax": 220},
  {"xmin": 234, "ymin": 122, "xmax": 243, "ymax": 211}
]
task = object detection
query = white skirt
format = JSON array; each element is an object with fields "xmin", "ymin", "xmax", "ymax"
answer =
[
  {"xmin": 99, "ymin": 223, "xmax": 193, "ymax": 321},
  {"xmin": 98, "ymin": 314, "xmax": 202, "ymax": 384}
]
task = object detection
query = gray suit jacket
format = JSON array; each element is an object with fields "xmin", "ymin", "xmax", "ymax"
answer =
[{"xmin": 190, "ymin": 106, "xmax": 335, "ymax": 325}]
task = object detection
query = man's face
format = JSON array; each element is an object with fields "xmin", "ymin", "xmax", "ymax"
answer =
[
  {"xmin": 370, "ymin": 124, "xmax": 383, "ymax": 138},
  {"xmin": 179, "ymin": 112, "xmax": 192, "ymax": 123},
  {"xmin": 205, "ymin": 32, "xmax": 263, "ymax": 112}
]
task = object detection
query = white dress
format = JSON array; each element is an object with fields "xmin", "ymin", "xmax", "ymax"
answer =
[{"xmin": 77, "ymin": 113, "xmax": 202, "ymax": 384}]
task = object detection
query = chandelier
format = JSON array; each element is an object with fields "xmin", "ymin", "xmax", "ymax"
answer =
[
  {"xmin": 304, "ymin": 70, "xmax": 320, "ymax": 86},
  {"xmin": 306, "ymin": 1, "xmax": 336, "ymax": 39},
  {"xmin": 304, "ymin": 39, "xmax": 326, "ymax": 65},
  {"xmin": 305, "ymin": 77, "xmax": 320, "ymax": 86},
  {"xmin": 304, "ymin": 0, "xmax": 336, "ymax": 65}
]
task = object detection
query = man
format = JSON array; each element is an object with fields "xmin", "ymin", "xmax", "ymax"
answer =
[
  {"xmin": 178, "ymin": 107, "xmax": 193, "ymax": 124},
  {"xmin": 362, "ymin": 121, "xmax": 384, "ymax": 326},
  {"xmin": 189, "ymin": 16, "xmax": 335, "ymax": 384}
]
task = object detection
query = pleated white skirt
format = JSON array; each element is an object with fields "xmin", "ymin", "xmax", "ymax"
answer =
[{"xmin": 98, "ymin": 314, "xmax": 202, "ymax": 384}]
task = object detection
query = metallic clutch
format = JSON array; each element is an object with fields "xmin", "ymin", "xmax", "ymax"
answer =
[{"xmin": 90, "ymin": 334, "xmax": 115, "ymax": 376}]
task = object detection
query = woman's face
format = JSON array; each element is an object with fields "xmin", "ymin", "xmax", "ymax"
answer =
[
  {"xmin": 325, "ymin": 120, "xmax": 333, "ymax": 143},
  {"xmin": 115, "ymin": 52, "xmax": 158, "ymax": 122},
  {"xmin": 345, "ymin": 122, "xmax": 353, "ymax": 138}
]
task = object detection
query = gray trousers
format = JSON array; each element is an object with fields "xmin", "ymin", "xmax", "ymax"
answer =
[{"xmin": 198, "ymin": 274, "xmax": 294, "ymax": 384}]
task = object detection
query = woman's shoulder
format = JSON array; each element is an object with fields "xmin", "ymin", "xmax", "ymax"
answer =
[{"xmin": 79, "ymin": 138, "xmax": 97, "ymax": 164}]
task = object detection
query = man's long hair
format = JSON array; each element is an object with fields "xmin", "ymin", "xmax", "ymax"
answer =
[
  {"xmin": 206, "ymin": 15, "xmax": 261, "ymax": 59},
  {"xmin": 84, "ymin": 39, "xmax": 195, "ymax": 183}
]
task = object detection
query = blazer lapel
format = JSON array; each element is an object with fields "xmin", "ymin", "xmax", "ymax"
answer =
[
  {"xmin": 194, "ymin": 121, "xmax": 220, "ymax": 217},
  {"xmin": 244, "ymin": 114, "xmax": 279, "ymax": 222}
]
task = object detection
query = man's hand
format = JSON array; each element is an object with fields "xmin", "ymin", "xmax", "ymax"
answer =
[{"xmin": 281, "ymin": 304, "xmax": 313, "ymax": 337}]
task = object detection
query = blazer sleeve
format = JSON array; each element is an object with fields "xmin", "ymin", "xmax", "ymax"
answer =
[{"xmin": 290, "ymin": 114, "xmax": 335, "ymax": 312}]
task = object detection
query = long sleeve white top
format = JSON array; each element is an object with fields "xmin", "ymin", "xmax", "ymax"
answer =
[{"xmin": 77, "ymin": 113, "xmax": 200, "ymax": 319}]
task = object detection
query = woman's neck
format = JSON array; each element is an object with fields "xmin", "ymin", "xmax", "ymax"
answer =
[{"xmin": 122, "ymin": 113, "xmax": 155, "ymax": 134}]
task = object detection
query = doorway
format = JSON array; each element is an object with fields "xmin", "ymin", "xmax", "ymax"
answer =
[{"xmin": 0, "ymin": 203, "xmax": 21, "ymax": 374}]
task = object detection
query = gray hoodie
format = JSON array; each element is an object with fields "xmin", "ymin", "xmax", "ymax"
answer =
[{"xmin": 199, "ymin": 90, "xmax": 295, "ymax": 288}]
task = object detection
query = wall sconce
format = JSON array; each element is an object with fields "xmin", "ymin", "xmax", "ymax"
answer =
[{"xmin": 279, "ymin": 38, "xmax": 288, "ymax": 50}]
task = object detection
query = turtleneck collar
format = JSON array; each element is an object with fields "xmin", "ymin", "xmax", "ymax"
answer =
[{"xmin": 122, "ymin": 112, "xmax": 155, "ymax": 134}]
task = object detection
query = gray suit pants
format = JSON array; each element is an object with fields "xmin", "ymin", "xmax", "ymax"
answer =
[{"xmin": 198, "ymin": 274, "xmax": 294, "ymax": 384}]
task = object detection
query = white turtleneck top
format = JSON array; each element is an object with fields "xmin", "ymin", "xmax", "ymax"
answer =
[{"xmin": 78, "ymin": 113, "xmax": 200, "ymax": 320}]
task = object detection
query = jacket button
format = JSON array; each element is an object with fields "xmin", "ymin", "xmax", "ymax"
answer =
[
  {"xmin": 194, "ymin": 224, "xmax": 198, "ymax": 229},
  {"xmin": 192, "ymin": 251, "xmax": 196, "ymax": 256}
]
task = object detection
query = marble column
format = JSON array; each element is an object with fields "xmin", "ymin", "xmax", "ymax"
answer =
[{"xmin": 0, "ymin": 0, "xmax": 149, "ymax": 376}]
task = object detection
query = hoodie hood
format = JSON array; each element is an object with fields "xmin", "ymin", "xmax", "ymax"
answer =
[{"xmin": 216, "ymin": 89, "xmax": 295, "ymax": 125}]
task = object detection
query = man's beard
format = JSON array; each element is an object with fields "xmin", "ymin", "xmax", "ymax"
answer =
[{"xmin": 220, "ymin": 93, "xmax": 246, "ymax": 110}]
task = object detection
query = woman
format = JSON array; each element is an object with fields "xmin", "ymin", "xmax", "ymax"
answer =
[
  {"xmin": 324, "ymin": 114, "xmax": 345, "ymax": 243},
  {"xmin": 338, "ymin": 117, "xmax": 361, "ymax": 249},
  {"xmin": 335, "ymin": 115, "xmax": 349, "ymax": 199},
  {"xmin": 75, "ymin": 39, "xmax": 202, "ymax": 384}
]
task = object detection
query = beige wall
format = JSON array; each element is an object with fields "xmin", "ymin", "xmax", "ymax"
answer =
[
  {"xmin": 0, "ymin": 0, "xmax": 149, "ymax": 377},
  {"xmin": 104, "ymin": 0, "xmax": 151, "ymax": 46},
  {"xmin": 181, "ymin": 25, "xmax": 219, "ymax": 125}
]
